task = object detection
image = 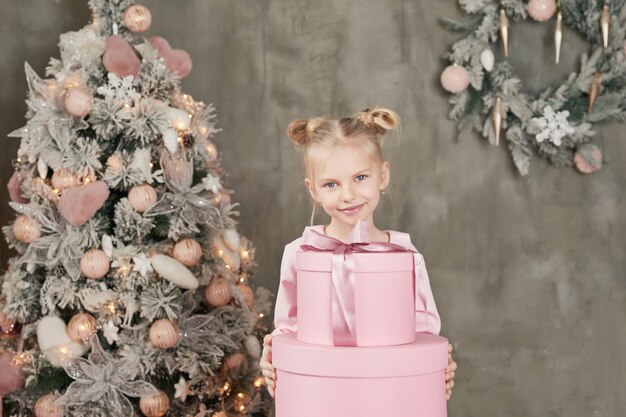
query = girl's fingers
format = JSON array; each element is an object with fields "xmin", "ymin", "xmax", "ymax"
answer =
[{"xmin": 448, "ymin": 344, "xmax": 453, "ymax": 353}]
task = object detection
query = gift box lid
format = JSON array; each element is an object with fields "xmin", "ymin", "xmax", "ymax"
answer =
[
  {"xmin": 296, "ymin": 251, "xmax": 414, "ymax": 273},
  {"xmin": 273, "ymin": 332, "xmax": 448, "ymax": 377}
]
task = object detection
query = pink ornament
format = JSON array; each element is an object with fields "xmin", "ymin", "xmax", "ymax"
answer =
[
  {"xmin": 128, "ymin": 183, "xmax": 157, "ymax": 213},
  {"xmin": 574, "ymin": 144, "xmax": 603, "ymax": 174},
  {"xmin": 80, "ymin": 249, "xmax": 110, "ymax": 279},
  {"xmin": 7, "ymin": 172, "xmax": 28, "ymax": 204},
  {"xmin": 13, "ymin": 215, "xmax": 41, "ymax": 243},
  {"xmin": 51, "ymin": 169, "xmax": 80, "ymax": 191},
  {"xmin": 220, "ymin": 352, "xmax": 248, "ymax": 377},
  {"xmin": 139, "ymin": 390, "xmax": 170, "ymax": 417},
  {"xmin": 34, "ymin": 394, "xmax": 64, "ymax": 417},
  {"xmin": 204, "ymin": 277, "xmax": 232, "ymax": 307},
  {"xmin": 172, "ymin": 238, "xmax": 202, "ymax": 267},
  {"xmin": 58, "ymin": 181, "xmax": 110, "ymax": 226},
  {"xmin": 123, "ymin": 5, "xmax": 152, "ymax": 33},
  {"xmin": 102, "ymin": 35, "xmax": 141, "ymax": 78},
  {"xmin": 0, "ymin": 352, "xmax": 24, "ymax": 396},
  {"xmin": 528, "ymin": 0, "xmax": 557, "ymax": 22},
  {"xmin": 150, "ymin": 319, "xmax": 180, "ymax": 349},
  {"xmin": 148, "ymin": 36, "xmax": 193, "ymax": 78},
  {"xmin": 237, "ymin": 283, "xmax": 254, "ymax": 309},
  {"xmin": 440, "ymin": 64, "xmax": 470, "ymax": 93},
  {"xmin": 64, "ymin": 88, "xmax": 93, "ymax": 118},
  {"xmin": 67, "ymin": 313, "xmax": 98, "ymax": 343}
]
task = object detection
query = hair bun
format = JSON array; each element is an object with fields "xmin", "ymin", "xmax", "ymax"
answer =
[
  {"xmin": 287, "ymin": 119, "xmax": 309, "ymax": 146},
  {"xmin": 358, "ymin": 107, "xmax": 400, "ymax": 135}
]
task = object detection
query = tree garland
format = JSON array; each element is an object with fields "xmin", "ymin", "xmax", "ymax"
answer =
[{"xmin": 441, "ymin": 0, "xmax": 626, "ymax": 175}]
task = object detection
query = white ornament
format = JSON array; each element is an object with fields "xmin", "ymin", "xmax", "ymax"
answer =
[
  {"xmin": 244, "ymin": 335, "xmax": 262, "ymax": 359},
  {"xmin": 480, "ymin": 48, "xmax": 495, "ymax": 72},
  {"xmin": 36, "ymin": 316, "xmax": 87, "ymax": 367},
  {"xmin": 120, "ymin": 294, "xmax": 139, "ymax": 327},
  {"xmin": 202, "ymin": 174, "xmax": 222, "ymax": 193},
  {"xmin": 222, "ymin": 228, "xmax": 241, "ymax": 251},
  {"xmin": 174, "ymin": 376, "xmax": 192, "ymax": 402},
  {"xmin": 133, "ymin": 252, "xmax": 154, "ymax": 278},
  {"xmin": 103, "ymin": 319, "xmax": 119, "ymax": 345},
  {"xmin": 102, "ymin": 234, "xmax": 113, "ymax": 257},
  {"xmin": 129, "ymin": 147, "xmax": 154, "ymax": 183},
  {"xmin": 212, "ymin": 235, "xmax": 241, "ymax": 270},
  {"xmin": 37, "ymin": 157, "xmax": 48, "ymax": 179},
  {"xmin": 531, "ymin": 105, "xmax": 575, "ymax": 146},
  {"xmin": 150, "ymin": 254, "xmax": 199, "ymax": 290},
  {"xmin": 162, "ymin": 128, "xmax": 179, "ymax": 154},
  {"xmin": 167, "ymin": 107, "xmax": 192, "ymax": 130}
]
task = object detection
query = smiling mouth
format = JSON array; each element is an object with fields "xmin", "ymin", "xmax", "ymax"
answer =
[{"xmin": 339, "ymin": 203, "xmax": 364, "ymax": 214}]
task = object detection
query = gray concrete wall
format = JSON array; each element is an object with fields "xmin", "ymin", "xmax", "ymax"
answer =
[{"xmin": 1, "ymin": 1, "xmax": 625, "ymax": 416}]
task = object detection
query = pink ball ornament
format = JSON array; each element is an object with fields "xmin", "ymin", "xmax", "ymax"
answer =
[
  {"xmin": 172, "ymin": 238, "xmax": 202, "ymax": 267},
  {"xmin": 0, "ymin": 352, "xmax": 24, "ymax": 396},
  {"xmin": 7, "ymin": 172, "xmax": 28, "ymax": 204},
  {"xmin": 51, "ymin": 169, "xmax": 80, "ymax": 192},
  {"xmin": 139, "ymin": 389, "xmax": 170, "ymax": 417},
  {"xmin": 574, "ymin": 144, "xmax": 603, "ymax": 174},
  {"xmin": 149, "ymin": 319, "xmax": 180, "ymax": 349},
  {"xmin": 440, "ymin": 64, "xmax": 470, "ymax": 93},
  {"xmin": 64, "ymin": 88, "xmax": 93, "ymax": 118},
  {"xmin": 13, "ymin": 215, "xmax": 41, "ymax": 243},
  {"xmin": 67, "ymin": 313, "xmax": 98, "ymax": 343},
  {"xmin": 34, "ymin": 394, "xmax": 65, "ymax": 417},
  {"xmin": 204, "ymin": 277, "xmax": 232, "ymax": 307},
  {"xmin": 527, "ymin": 0, "xmax": 557, "ymax": 22},
  {"xmin": 237, "ymin": 283, "xmax": 254, "ymax": 309},
  {"xmin": 123, "ymin": 5, "xmax": 152, "ymax": 33},
  {"xmin": 128, "ymin": 184, "xmax": 157, "ymax": 213},
  {"xmin": 220, "ymin": 352, "xmax": 248, "ymax": 378},
  {"xmin": 80, "ymin": 249, "xmax": 110, "ymax": 280}
]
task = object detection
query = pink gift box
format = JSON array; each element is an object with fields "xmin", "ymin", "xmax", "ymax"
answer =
[
  {"xmin": 296, "ymin": 251, "xmax": 416, "ymax": 346},
  {"xmin": 273, "ymin": 332, "xmax": 448, "ymax": 417}
]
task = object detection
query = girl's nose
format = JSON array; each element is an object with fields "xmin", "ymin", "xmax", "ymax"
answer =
[{"xmin": 341, "ymin": 184, "xmax": 356, "ymax": 202}]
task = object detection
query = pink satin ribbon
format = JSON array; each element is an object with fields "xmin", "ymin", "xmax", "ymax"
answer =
[{"xmin": 301, "ymin": 221, "xmax": 416, "ymax": 346}]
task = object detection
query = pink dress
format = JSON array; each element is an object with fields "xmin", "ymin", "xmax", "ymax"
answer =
[{"xmin": 271, "ymin": 225, "xmax": 441, "ymax": 337}]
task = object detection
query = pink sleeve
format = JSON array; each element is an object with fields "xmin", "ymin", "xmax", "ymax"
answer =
[
  {"xmin": 413, "ymin": 252, "xmax": 441, "ymax": 335},
  {"xmin": 271, "ymin": 241, "xmax": 300, "ymax": 336}
]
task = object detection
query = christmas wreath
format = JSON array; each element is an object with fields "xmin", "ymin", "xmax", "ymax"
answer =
[{"xmin": 441, "ymin": 0, "xmax": 626, "ymax": 175}]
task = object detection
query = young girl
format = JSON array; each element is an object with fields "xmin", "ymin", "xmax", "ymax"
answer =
[{"xmin": 260, "ymin": 107, "xmax": 457, "ymax": 400}]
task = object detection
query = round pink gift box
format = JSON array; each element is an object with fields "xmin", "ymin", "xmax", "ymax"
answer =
[
  {"xmin": 273, "ymin": 332, "xmax": 449, "ymax": 417},
  {"xmin": 296, "ymin": 251, "xmax": 416, "ymax": 346}
]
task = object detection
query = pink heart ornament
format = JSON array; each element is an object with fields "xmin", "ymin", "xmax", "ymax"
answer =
[
  {"xmin": 58, "ymin": 181, "xmax": 110, "ymax": 226},
  {"xmin": 149, "ymin": 36, "xmax": 193, "ymax": 78},
  {"xmin": 102, "ymin": 35, "xmax": 141, "ymax": 78}
]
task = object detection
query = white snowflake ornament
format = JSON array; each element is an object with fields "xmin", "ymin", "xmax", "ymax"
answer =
[
  {"xmin": 103, "ymin": 319, "xmax": 120, "ymax": 345},
  {"xmin": 531, "ymin": 105, "xmax": 575, "ymax": 146},
  {"xmin": 132, "ymin": 253, "xmax": 154, "ymax": 278},
  {"xmin": 202, "ymin": 174, "xmax": 222, "ymax": 193}
]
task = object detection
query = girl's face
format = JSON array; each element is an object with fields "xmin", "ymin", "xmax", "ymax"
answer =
[{"xmin": 305, "ymin": 143, "xmax": 389, "ymax": 229}]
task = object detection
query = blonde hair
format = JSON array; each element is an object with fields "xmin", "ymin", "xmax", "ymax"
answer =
[{"xmin": 286, "ymin": 107, "xmax": 401, "ymax": 179}]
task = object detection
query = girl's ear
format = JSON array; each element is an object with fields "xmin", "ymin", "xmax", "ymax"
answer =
[
  {"xmin": 305, "ymin": 178, "xmax": 319, "ymax": 203},
  {"xmin": 380, "ymin": 161, "xmax": 390, "ymax": 190}
]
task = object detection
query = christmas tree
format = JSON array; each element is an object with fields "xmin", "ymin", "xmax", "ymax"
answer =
[{"xmin": 0, "ymin": 1, "xmax": 273, "ymax": 416}]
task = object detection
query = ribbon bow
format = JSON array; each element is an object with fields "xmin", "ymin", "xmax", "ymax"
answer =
[{"xmin": 301, "ymin": 221, "xmax": 415, "ymax": 346}]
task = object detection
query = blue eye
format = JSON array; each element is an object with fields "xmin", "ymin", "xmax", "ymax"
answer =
[
  {"xmin": 356, "ymin": 174, "xmax": 367, "ymax": 181},
  {"xmin": 324, "ymin": 182, "xmax": 336, "ymax": 188}
]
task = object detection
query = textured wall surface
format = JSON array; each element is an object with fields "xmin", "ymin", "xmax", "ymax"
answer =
[{"xmin": 1, "ymin": 1, "xmax": 625, "ymax": 416}]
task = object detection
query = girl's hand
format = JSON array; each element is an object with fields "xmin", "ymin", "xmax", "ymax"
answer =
[
  {"xmin": 445, "ymin": 343, "xmax": 457, "ymax": 400},
  {"xmin": 260, "ymin": 334, "xmax": 276, "ymax": 397}
]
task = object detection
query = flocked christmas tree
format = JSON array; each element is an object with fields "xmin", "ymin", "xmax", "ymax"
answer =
[{"xmin": 0, "ymin": 1, "xmax": 273, "ymax": 416}]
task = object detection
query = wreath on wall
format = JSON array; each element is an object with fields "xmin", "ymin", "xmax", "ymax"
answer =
[{"xmin": 440, "ymin": 0, "xmax": 626, "ymax": 175}]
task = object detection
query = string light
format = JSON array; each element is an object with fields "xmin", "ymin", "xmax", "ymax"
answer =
[
  {"xmin": 258, "ymin": 313, "xmax": 264, "ymax": 319},
  {"xmin": 254, "ymin": 376, "xmax": 264, "ymax": 388}
]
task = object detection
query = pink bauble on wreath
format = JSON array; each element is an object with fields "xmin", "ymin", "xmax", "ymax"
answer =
[
  {"xmin": 527, "ymin": 0, "xmax": 557, "ymax": 22},
  {"xmin": 80, "ymin": 249, "xmax": 110, "ymax": 279},
  {"xmin": 51, "ymin": 169, "xmax": 80, "ymax": 192},
  {"xmin": 204, "ymin": 277, "xmax": 232, "ymax": 307},
  {"xmin": 0, "ymin": 352, "xmax": 24, "ymax": 396},
  {"xmin": 128, "ymin": 183, "xmax": 157, "ymax": 213},
  {"xmin": 441, "ymin": 64, "xmax": 470, "ymax": 93},
  {"xmin": 149, "ymin": 319, "xmax": 180, "ymax": 349},
  {"xmin": 123, "ymin": 4, "xmax": 152, "ymax": 33},
  {"xmin": 172, "ymin": 238, "xmax": 202, "ymax": 267},
  {"xmin": 7, "ymin": 172, "xmax": 28, "ymax": 204},
  {"xmin": 139, "ymin": 390, "xmax": 170, "ymax": 417},
  {"xmin": 64, "ymin": 88, "xmax": 93, "ymax": 118},
  {"xmin": 220, "ymin": 352, "xmax": 248, "ymax": 377},
  {"xmin": 13, "ymin": 215, "xmax": 41, "ymax": 243},
  {"xmin": 237, "ymin": 283, "xmax": 254, "ymax": 309},
  {"xmin": 574, "ymin": 144, "xmax": 603, "ymax": 174},
  {"xmin": 34, "ymin": 394, "xmax": 64, "ymax": 417},
  {"xmin": 67, "ymin": 313, "xmax": 98, "ymax": 343}
]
